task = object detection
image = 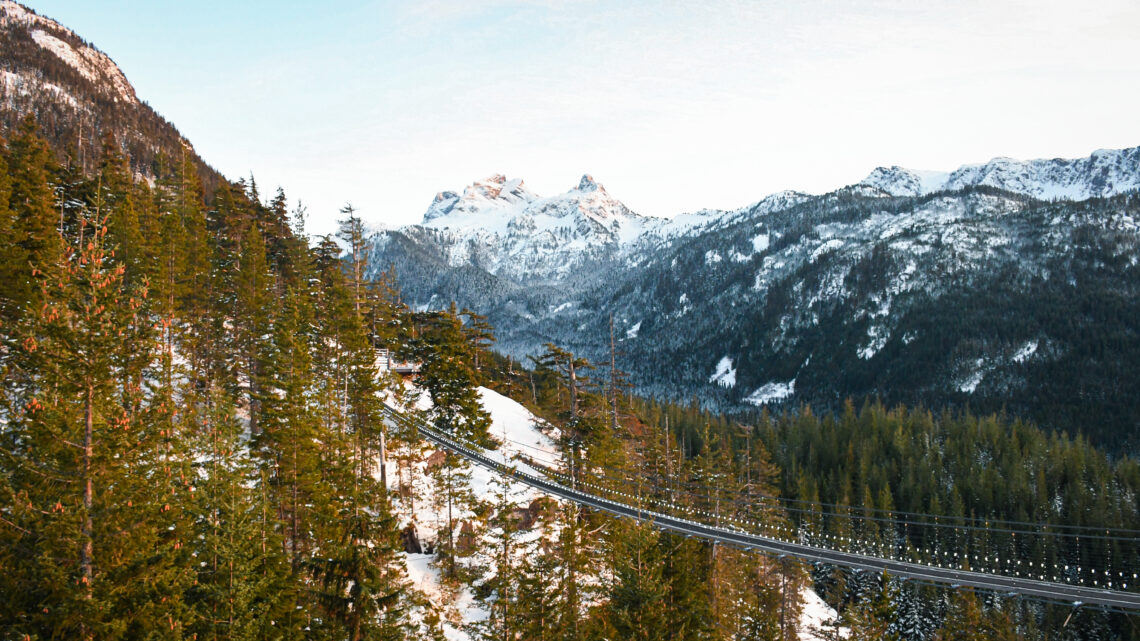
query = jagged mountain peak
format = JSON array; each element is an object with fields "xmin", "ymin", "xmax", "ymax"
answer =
[
  {"xmin": 859, "ymin": 166, "xmax": 949, "ymax": 197},
  {"xmin": 407, "ymin": 173, "xmax": 657, "ymax": 279},
  {"xmin": 577, "ymin": 174, "xmax": 603, "ymax": 192},
  {"xmin": 0, "ymin": 1, "xmax": 59, "ymax": 32},
  {"xmin": 420, "ymin": 173, "xmax": 633, "ymax": 230},
  {"xmin": 421, "ymin": 174, "xmax": 538, "ymax": 224}
]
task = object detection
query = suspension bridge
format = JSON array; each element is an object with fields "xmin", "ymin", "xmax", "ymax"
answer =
[{"xmin": 381, "ymin": 403, "xmax": 1140, "ymax": 612}]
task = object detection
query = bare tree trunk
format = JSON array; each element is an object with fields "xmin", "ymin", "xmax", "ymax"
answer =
[
  {"xmin": 568, "ymin": 357, "xmax": 578, "ymax": 422},
  {"xmin": 608, "ymin": 314, "xmax": 618, "ymax": 431},
  {"xmin": 82, "ymin": 382, "xmax": 94, "ymax": 618},
  {"xmin": 379, "ymin": 427, "xmax": 388, "ymax": 492},
  {"xmin": 780, "ymin": 560, "xmax": 788, "ymax": 641},
  {"xmin": 249, "ymin": 355, "xmax": 260, "ymax": 435},
  {"xmin": 291, "ymin": 435, "xmax": 300, "ymax": 570},
  {"xmin": 447, "ymin": 460, "xmax": 455, "ymax": 577}
]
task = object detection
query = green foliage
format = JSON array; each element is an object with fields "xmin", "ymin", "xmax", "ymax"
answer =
[
  {"xmin": 0, "ymin": 116, "xmax": 413, "ymax": 641},
  {"xmin": 3, "ymin": 113, "xmax": 1139, "ymax": 641}
]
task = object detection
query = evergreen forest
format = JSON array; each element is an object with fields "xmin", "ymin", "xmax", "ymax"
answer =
[{"xmin": 1, "ymin": 114, "xmax": 1138, "ymax": 641}]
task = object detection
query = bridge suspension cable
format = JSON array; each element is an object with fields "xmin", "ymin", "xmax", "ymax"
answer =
[{"xmin": 382, "ymin": 403, "xmax": 1140, "ymax": 612}]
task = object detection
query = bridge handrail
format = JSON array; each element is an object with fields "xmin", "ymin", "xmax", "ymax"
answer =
[{"xmin": 381, "ymin": 402, "xmax": 1140, "ymax": 612}]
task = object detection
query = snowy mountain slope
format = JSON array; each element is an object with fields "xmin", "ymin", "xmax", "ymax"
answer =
[
  {"xmin": 595, "ymin": 188, "xmax": 1140, "ymax": 450},
  {"xmin": 374, "ymin": 146, "xmax": 1140, "ymax": 298},
  {"xmin": 859, "ymin": 146, "xmax": 1140, "ymax": 199},
  {"xmin": 0, "ymin": 1, "xmax": 221, "ymax": 186},
  {"xmin": 0, "ymin": 1, "xmax": 136, "ymax": 104},
  {"xmin": 858, "ymin": 166, "xmax": 950, "ymax": 197}
]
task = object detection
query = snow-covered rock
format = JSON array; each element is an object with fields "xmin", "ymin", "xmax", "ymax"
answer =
[
  {"xmin": 1, "ymin": 1, "xmax": 137, "ymax": 104},
  {"xmin": 859, "ymin": 166, "xmax": 950, "ymax": 197}
]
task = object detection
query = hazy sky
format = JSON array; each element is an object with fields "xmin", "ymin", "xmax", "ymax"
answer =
[{"xmin": 26, "ymin": 0, "xmax": 1140, "ymax": 235}]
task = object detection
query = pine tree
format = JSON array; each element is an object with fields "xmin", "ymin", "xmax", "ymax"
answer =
[
  {"xmin": 460, "ymin": 307, "xmax": 495, "ymax": 374},
  {"xmin": 412, "ymin": 306, "xmax": 492, "ymax": 576},
  {"xmin": 470, "ymin": 455, "xmax": 521, "ymax": 641},
  {"xmin": 337, "ymin": 203, "xmax": 369, "ymax": 316},
  {"xmin": 96, "ymin": 133, "xmax": 146, "ymax": 285},
  {"xmin": 186, "ymin": 386, "xmax": 293, "ymax": 641},
  {"xmin": 5, "ymin": 115, "xmax": 62, "ymax": 320},
  {"xmin": 600, "ymin": 519, "xmax": 670, "ymax": 641},
  {"xmin": 312, "ymin": 484, "xmax": 410, "ymax": 641},
  {"xmin": 659, "ymin": 532, "xmax": 713, "ymax": 641},
  {"xmin": 843, "ymin": 572, "xmax": 899, "ymax": 641},
  {"xmin": 0, "ymin": 135, "xmax": 22, "ymax": 326},
  {"xmin": 306, "ymin": 229, "xmax": 411, "ymax": 640},
  {"xmin": 234, "ymin": 223, "xmax": 275, "ymax": 436},
  {"xmin": 0, "ymin": 212, "xmax": 184, "ymax": 638},
  {"xmin": 511, "ymin": 550, "xmax": 562, "ymax": 640}
]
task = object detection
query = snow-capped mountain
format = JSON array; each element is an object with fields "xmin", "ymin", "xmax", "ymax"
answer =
[
  {"xmin": 422, "ymin": 173, "xmax": 649, "ymax": 244},
  {"xmin": 383, "ymin": 146, "xmax": 1140, "ymax": 288},
  {"xmin": 859, "ymin": 146, "xmax": 1140, "ymax": 199},
  {"xmin": 0, "ymin": 1, "xmax": 220, "ymax": 185},
  {"xmin": 375, "ymin": 173, "xmax": 718, "ymax": 283},
  {"xmin": 370, "ymin": 147, "xmax": 1140, "ymax": 451}
]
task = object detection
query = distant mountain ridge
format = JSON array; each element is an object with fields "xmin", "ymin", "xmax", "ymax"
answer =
[
  {"xmin": 859, "ymin": 147, "xmax": 1140, "ymax": 199},
  {"xmin": 369, "ymin": 146, "xmax": 1140, "ymax": 451},
  {"xmin": 404, "ymin": 145, "xmax": 1140, "ymax": 263}
]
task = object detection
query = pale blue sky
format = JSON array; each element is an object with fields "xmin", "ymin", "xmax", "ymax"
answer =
[{"xmin": 26, "ymin": 0, "xmax": 1140, "ymax": 235}]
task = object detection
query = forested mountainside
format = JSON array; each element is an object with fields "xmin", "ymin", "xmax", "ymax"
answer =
[
  {"xmin": 1, "ymin": 2, "xmax": 1139, "ymax": 639},
  {"xmin": 1, "ymin": 101, "xmax": 1138, "ymax": 641},
  {"xmin": 0, "ymin": 1, "xmax": 223, "ymax": 192},
  {"xmin": 369, "ymin": 157, "xmax": 1140, "ymax": 452}
]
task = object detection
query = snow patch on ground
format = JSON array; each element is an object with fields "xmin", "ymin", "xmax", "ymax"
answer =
[
  {"xmin": 858, "ymin": 325, "xmax": 890, "ymax": 360},
  {"xmin": 810, "ymin": 239, "xmax": 844, "ymax": 263},
  {"xmin": 625, "ymin": 320, "xmax": 641, "ymax": 339},
  {"xmin": 404, "ymin": 553, "xmax": 487, "ymax": 639},
  {"xmin": 477, "ymin": 387, "xmax": 561, "ymax": 469},
  {"xmin": 798, "ymin": 587, "xmax": 845, "ymax": 640},
  {"xmin": 745, "ymin": 379, "xmax": 796, "ymax": 405},
  {"xmin": 385, "ymin": 385, "xmax": 565, "ymax": 639},
  {"xmin": 709, "ymin": 356, "xmax": 736, "ymax": 388},
  {"xmin": 1013, "ymin": 340, "xmax": 1038, "ymax": 363},
  {"xmin": 31, "ymin": 29, "xmax": 96, "ymax": 81},
  {"xmin": 389, "ymin": 383, "xmax": 846, "ymax": 639},
  {"xmin": 752, "ymin": 233, "xmax": 770, "ymax": 253},
  {"xmin": 958, "ymin": 358, "xmax": 986, "ymax": 393}
]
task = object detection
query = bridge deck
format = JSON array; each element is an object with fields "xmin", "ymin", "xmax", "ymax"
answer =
[{"xmin": 382, "ymin": 404, "xmax": 1140, "ymax": 612}]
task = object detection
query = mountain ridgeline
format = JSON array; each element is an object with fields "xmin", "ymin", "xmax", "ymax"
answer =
[{"xmin": 367, "ymin": 152, "xmax": 1140, "ymax": 452}]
